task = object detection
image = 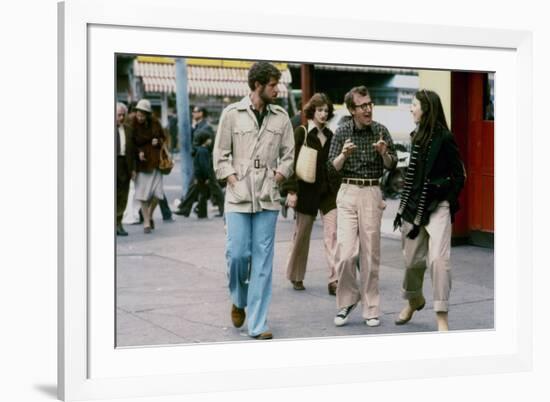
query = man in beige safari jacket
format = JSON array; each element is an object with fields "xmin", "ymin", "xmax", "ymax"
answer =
[{"xmin": 213, "ymin": 61, "xmax": 294, "ymax": 340}]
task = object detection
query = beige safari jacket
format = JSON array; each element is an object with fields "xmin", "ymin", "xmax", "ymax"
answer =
[{"xmin": 213, "ymin": 96, "xmax": 295, "ymax": 213}]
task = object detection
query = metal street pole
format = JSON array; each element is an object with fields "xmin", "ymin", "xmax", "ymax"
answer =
[{"xmin": 175, "ymin": 58, "xmax": 193, "ymax": 197}]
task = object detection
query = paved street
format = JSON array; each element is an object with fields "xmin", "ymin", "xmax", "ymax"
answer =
[{"xmin": 116, "ymin": 159, "xmax": 494, "ymax": 347}]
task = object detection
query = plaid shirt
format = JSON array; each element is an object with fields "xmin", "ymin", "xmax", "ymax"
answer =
[{"xmin": 327, "ymin": 118, "xmax": 397, "ymax": 179}]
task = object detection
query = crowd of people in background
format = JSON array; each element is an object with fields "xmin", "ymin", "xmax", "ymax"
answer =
[
  {"xmin": 116, "ymin": 61, "xmax": 465, "ymax": 340},
  {"xmin": 116, "ymin": 99, "xmax": 174, "ymax": 236}
]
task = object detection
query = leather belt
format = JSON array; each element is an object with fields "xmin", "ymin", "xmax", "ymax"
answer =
[{"xmin": 342, "ymin": 178, "xmax": 380, "ymax": 186}]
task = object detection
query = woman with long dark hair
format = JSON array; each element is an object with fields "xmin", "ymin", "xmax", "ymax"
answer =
[
  {"xmin": 130, "ymin": 99, "xmax": 166, "ymax": 234},
  {"xmin": 393, "ymin": 89, "xmax": 465, "ymax": 331},
  {"xmin": 282, "ymin": 93, "xmax": 341, "ymax": 295}
]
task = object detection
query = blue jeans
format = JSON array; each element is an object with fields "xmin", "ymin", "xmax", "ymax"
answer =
[{"xmin": 225, "ymin": 210, "xmax": 279, "ymax": 337}]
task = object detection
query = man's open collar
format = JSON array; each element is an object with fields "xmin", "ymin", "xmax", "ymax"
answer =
[
  {"xmin": 236, "ymin": 95, "xmax": 282, "ymax": 114},
  {"xmin": 351, "ymin": 117, "xmax": 377, "ymax": 133}
]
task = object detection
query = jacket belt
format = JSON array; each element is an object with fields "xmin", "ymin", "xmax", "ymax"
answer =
[
  {"xmin": 234, "ymin": 158, "xmax": 270, "ymax": 169},
  {"xmin": 342, "ymin": 177, "xmax": 380, "ymax": 186}
]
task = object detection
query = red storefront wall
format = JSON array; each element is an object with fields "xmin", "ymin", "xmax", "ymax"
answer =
[{"xmin": 451, "ymin": 72, "xmax": 494, "ymax": 244}]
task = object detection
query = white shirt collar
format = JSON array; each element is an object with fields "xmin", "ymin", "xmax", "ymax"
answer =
[{"xmin": 307, "ymin": 120, "xmax": 327, "ymax": 133}]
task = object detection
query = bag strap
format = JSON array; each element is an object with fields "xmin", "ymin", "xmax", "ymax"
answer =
[{"xmin": 300, "ymin": 125, "xmax": 308, "ymax": 147}]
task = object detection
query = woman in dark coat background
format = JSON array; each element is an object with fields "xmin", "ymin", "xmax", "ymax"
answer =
[
  {"xmin": 282, "ymin": 93, "xmax": 341, "ymax": 295},
  {"xmin": 130, "ymin": 99, "xmax": 166, "ymax": 234},
  {"xmin": 393, "ymin": 89, "xmax": 465, "ymax": 331}
]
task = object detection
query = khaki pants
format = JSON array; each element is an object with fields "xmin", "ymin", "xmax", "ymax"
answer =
[
  {"xmin": 400, "ymin": 201, "xmax": 452, "ymax": 312},
  {"xmin": 335, "ymin": 184, "xmax": 385, "ymax": 320},
  {"xmin": 286, "ymin": 209, "xmax": 339, "ymax": 284}
]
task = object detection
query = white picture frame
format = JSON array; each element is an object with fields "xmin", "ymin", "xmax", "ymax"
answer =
[{"xmin": 58, "ymin": 0, "xmax": 533, "ymax": 400}]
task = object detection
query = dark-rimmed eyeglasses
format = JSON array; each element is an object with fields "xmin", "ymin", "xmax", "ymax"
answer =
[{"xmin": 354, "ymin": 102, "xmax": 374, "ymax": 111}]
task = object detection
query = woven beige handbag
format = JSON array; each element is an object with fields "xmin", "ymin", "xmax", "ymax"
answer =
[{"xmin": 295, "ymin": 126, "xmax": 317, "ymax": 183}]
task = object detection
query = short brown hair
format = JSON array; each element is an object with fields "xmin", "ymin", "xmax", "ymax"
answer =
[
  {"xmin": 344, "ymin": 85, "xmax": 370, "ymax": 111},
  {"xmin": 303, "ymin": 93, "xmax": 334, "ymax": 120}
]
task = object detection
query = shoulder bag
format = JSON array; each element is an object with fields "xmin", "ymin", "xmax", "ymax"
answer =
[{"xmin": 295, "ymin": 125, "xmax": 317, "ymax": 183}]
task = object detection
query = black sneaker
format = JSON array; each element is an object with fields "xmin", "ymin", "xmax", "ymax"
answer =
[{"xmin": 334, "ymin": 303, "xmax": 357, "ymax": 327}]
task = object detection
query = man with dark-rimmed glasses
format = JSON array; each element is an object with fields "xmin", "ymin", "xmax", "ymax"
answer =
[{"xmin": 327, "ymin": 85, "xmax": 397, "ymax": 328}]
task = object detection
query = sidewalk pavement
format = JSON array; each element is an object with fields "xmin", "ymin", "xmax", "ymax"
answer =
[{"xmin": 116, "ymin": 198, "xmax": 494, "ymax": 347}]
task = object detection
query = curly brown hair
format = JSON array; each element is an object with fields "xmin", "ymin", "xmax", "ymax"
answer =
[
  {"xmin": 247, "ymin": 61, "xmax": 281, "ymax": 91},
  {"xmin": 303, "ymin": 93, "xmax": 334, "ymax": 120}
]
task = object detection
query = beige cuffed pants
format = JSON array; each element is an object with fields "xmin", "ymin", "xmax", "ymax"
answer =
[
  {"xmin": 400, "ymin": 201, "xmax": 452, "ymax": 312},
  {"xmin": 335, "ymin": 184, "xmax": 385, "ymax": 320},
  {"xmin": 286, "ymin": 209, "xmax": 339, "ymax": 284}
]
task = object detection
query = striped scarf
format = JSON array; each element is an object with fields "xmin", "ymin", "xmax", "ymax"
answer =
[{"xmin": 397, "ymin": 138, "xmax": 433, "ymax": 226}]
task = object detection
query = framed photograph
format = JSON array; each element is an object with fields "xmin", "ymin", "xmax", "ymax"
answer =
[{"xmin": 58, "ymin": 0, "xmax": 533, "ymax": 400}]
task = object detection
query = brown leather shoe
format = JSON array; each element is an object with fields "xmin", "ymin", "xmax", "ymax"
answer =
[
  {"xmin": 252, "ymin": 331, "xmax": 273, "ymax": 340},
  {"xmin": 231, "ymin": 304, "xmax": 245, "ymax": 328},
  {"xmin": 328, "ymin": 281, "xmax": 337, "ymax": 296},
  {"xmin": 291, "ymin": 280, "xmax": 305, "ymax": 291}
]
